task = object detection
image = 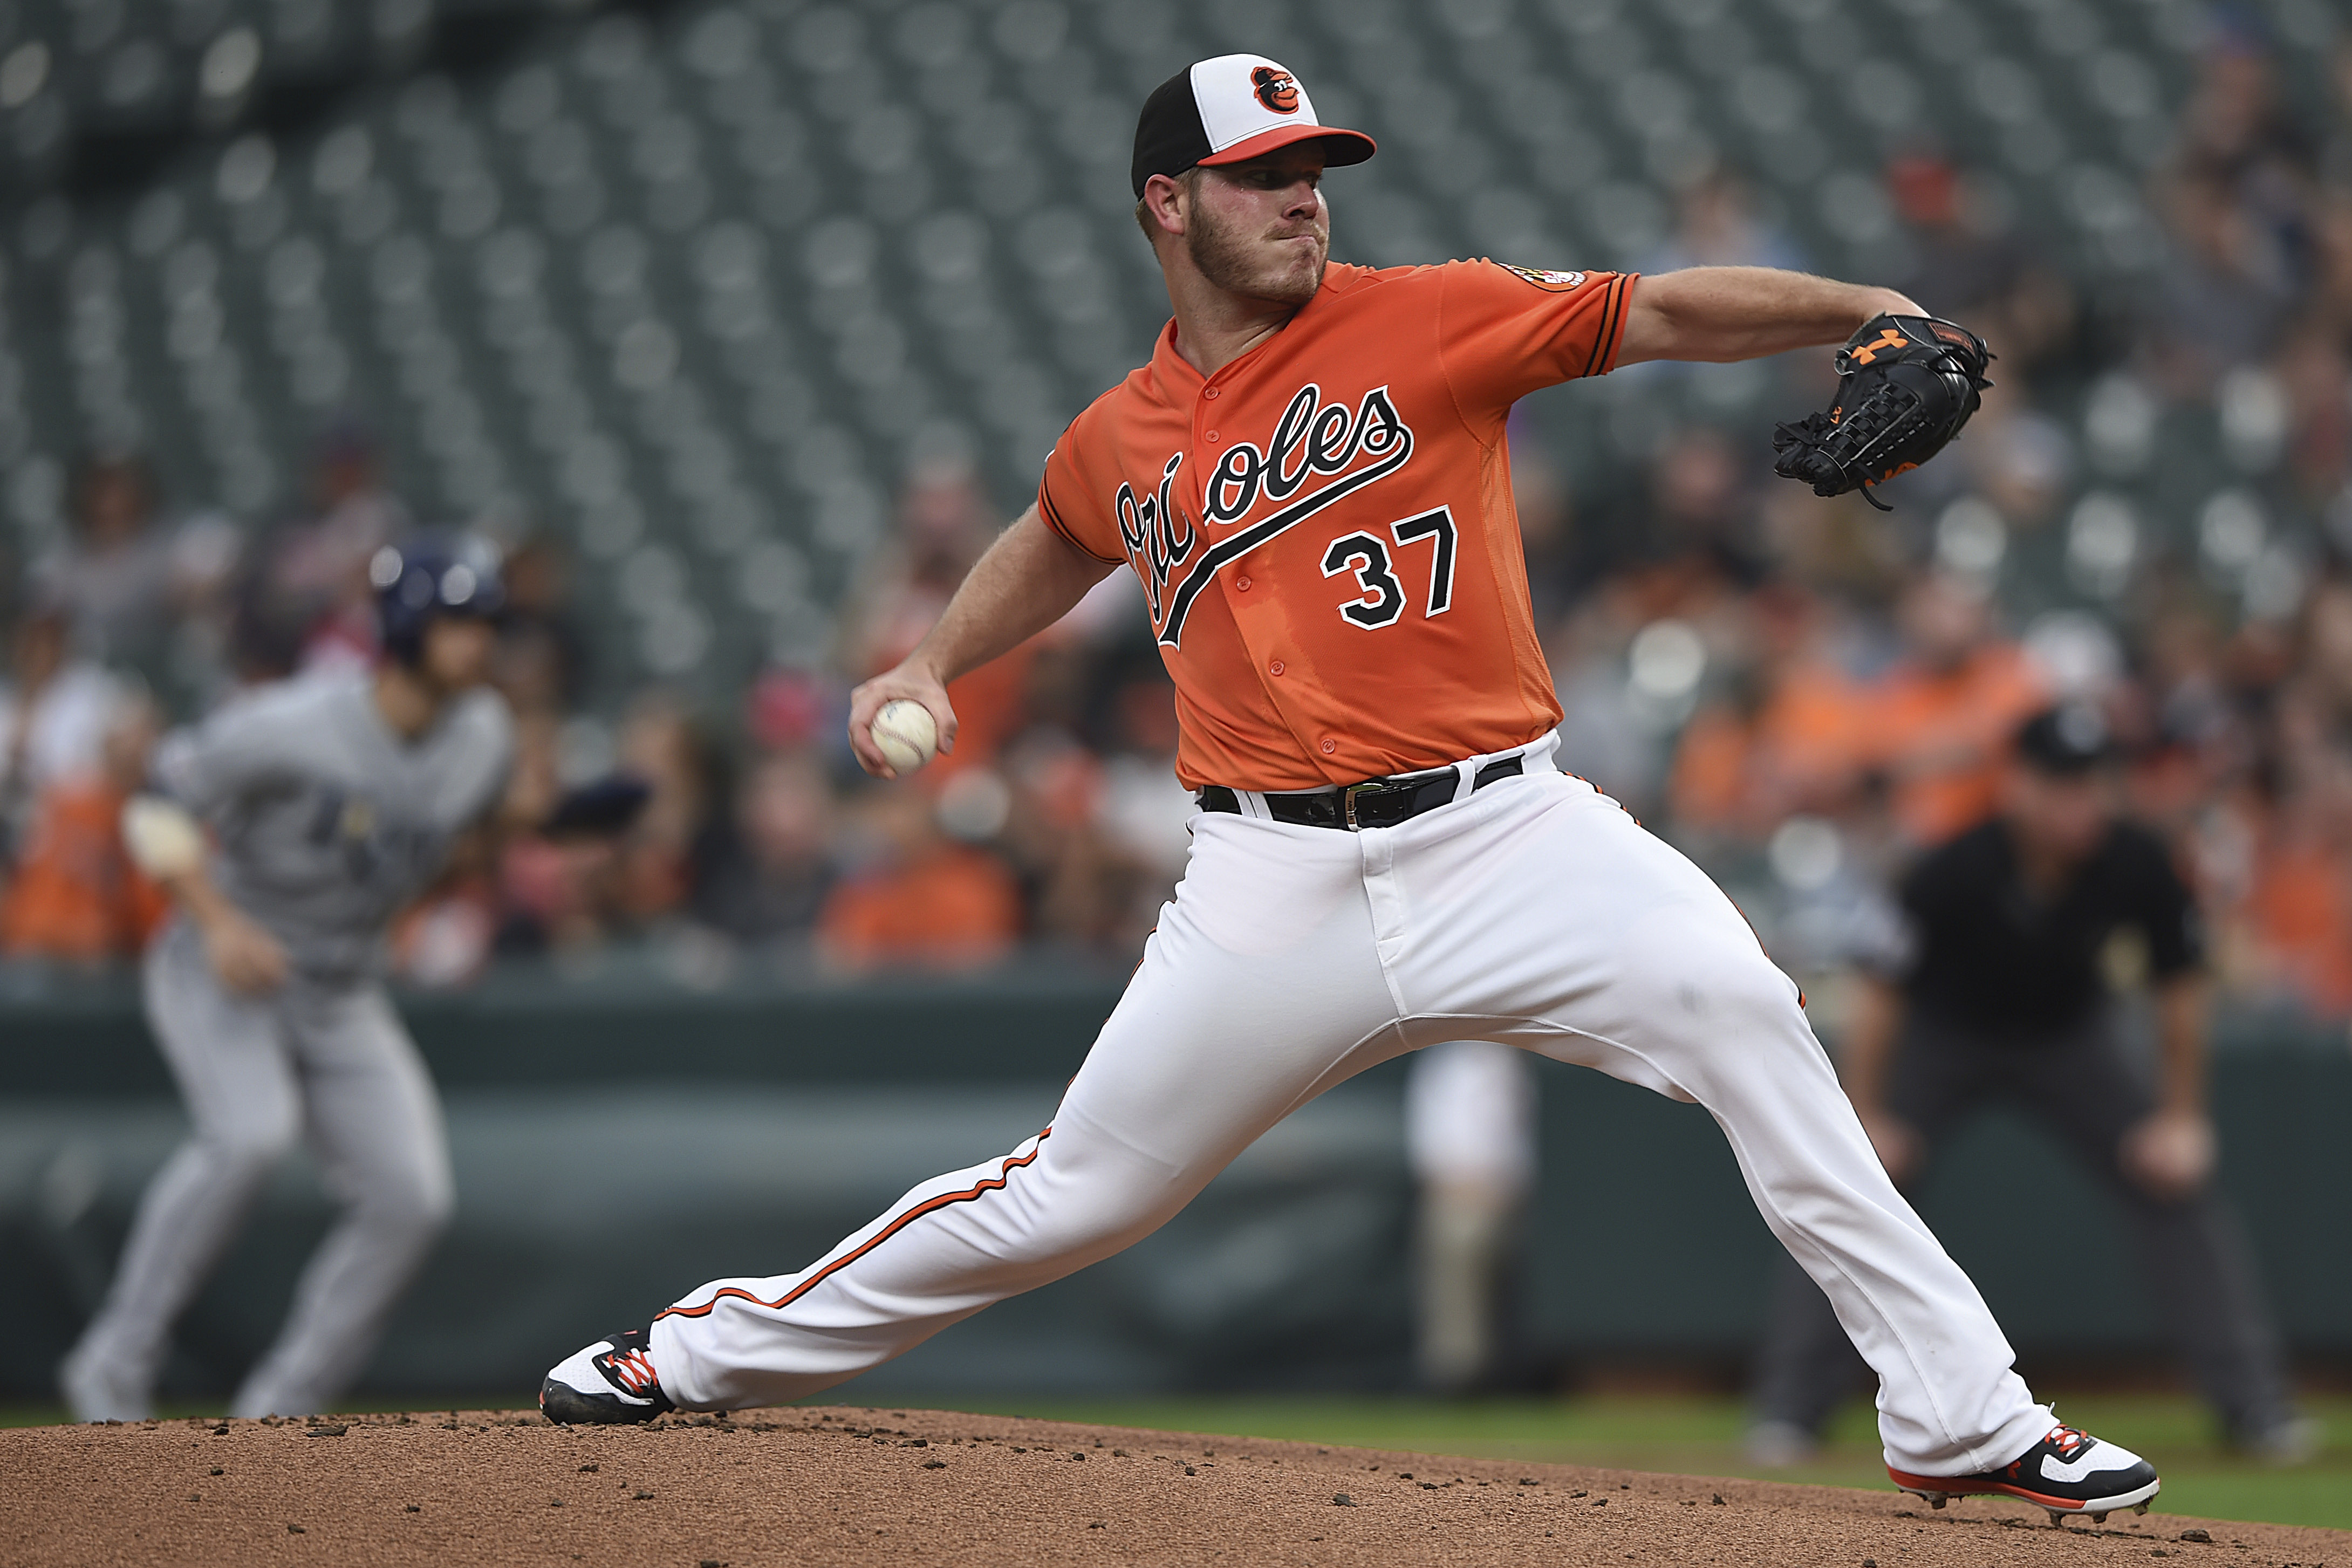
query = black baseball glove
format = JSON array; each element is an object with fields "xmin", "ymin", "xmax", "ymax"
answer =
[{"xmin": 1771, "ymin": 314, "xmax": 1994, "ymax": 510}]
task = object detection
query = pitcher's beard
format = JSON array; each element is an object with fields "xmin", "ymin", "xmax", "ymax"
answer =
[{"xmin": 1187, "ymin": 207, "xmax": 1327, "ymax": 307}]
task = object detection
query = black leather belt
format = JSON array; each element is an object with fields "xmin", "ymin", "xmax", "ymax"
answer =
[{"xmin": 1198, "ymin": 757, "xmax": 1524, "ymax": 831}]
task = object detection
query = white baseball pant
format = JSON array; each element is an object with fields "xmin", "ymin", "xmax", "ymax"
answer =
[{"xmin": 651, "ymin": 737, "xmax": 2050, "ymax": 1475}]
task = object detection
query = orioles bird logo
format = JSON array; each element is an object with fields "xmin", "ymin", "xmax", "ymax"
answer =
[{"xmin": 1252, "ymin": 66, "xmax": 1301, "ymax": 113}]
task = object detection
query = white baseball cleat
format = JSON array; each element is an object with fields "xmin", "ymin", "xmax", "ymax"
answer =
[
  {"xmin": 538, "ymin": 1327, "xmax": 676, "ymax": 1425},
  {"xmin": 1745, "ymin": 1419, "xmax": 1820, "ymax": 1468},
  {"xmin": 59, "ymin": 1342, "xmax": 151, "ymax": 1424},
  {"xmin": 2240, "ymin": 1415, "xmax": 2322, "ymax": 1466},
  {"xmin": 1889, "ymin": 1422, "xmax": 2160, "ymax": 1526}
]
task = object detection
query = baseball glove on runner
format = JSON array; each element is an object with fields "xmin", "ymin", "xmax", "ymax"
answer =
[{"xmin": 1771, "ymin": 314, "xmax": 1994, "ymax": 510}]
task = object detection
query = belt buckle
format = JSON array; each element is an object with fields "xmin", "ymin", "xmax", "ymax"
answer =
[{"xmin": 1341, "ymin": 777, "xmax": 1399, "ymax": 831}]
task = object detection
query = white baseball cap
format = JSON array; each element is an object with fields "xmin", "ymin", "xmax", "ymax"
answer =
[{"xmin": 1130, "ymin": 53, "xmax": 1377, "ymax": 197}]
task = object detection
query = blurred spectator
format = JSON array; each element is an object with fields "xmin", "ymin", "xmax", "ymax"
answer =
[
  {"xmin": 31, "ymin": 454, "xmax": 239, "ymax": 685},
  {"xmin": 2323, "ymin": 38, "xmax": 2352, "ymax": 193},
  {"xmin": 489, "ymin": 701, "xmax": 583, "ymax": 956},
  {"xmin": 744, "ymin": 665, "xmax": 840, "ymax": 756},
  {"xmin": 959, "ymin": 629, "xmax": 1144, "ymax": 943},
  {"xmin": 1885, "ymin": 153, "xmax": 2076, "ymax": 375},
  {"xmin": 42, "ymin": 457, "xmax": 172, "ymax": 663},
  {"xmin": 493, "ymin": 535, "xmax": 589, "ymax": 720},
  {"xmin": 1549, "ymin": 591, "xmax": 1670, "ymax": 816},
  {"xmin": 496, "ymin": 827, "xmax": 625, "ymax": 958},
  {"xmin": 1509, "ymin": 412, "xmax": 1578, "ymax": 620},
  {"xmin": 1089, "ymin": 671, "xmax": 1193, "ymax": 911},
  {"xmin": 1671, "ymin": 581, "xmax": 1872, "ymax": 844},
  {"xmin": 2319, "ymin": 186, "xmax": 2352, "ymax": 334},
  {"xmin": 841, "ymin": 456, "xmax": 1039, "ymax": 777},
  {"xmin": 220, "ymin": 570, "xmax": 314, "ymax": 691},
  {"xmin": 0, "ymin": 689, "xmax": 167, "ymax": 961},
  {"xmin": 269, "ymin": 423, "xmax": 413, "ymax": 673},
  {"xmin": 610, "ymin": 690, "xmax": 716, "ymax": 928},
  {"xmin": 489, "ymin": 691, "xmax": 714, "ymax": 957},
  {"xmin": 696, "ymin": 748, "xmax": 838, "ymax": 946},
  {"xmin": 1649, "ymin": 171, "xmax": 1806, "ymax": 275},
  {"xmin": 1866, "ymin": 572, "xmax": 2047, "ymax": 850},
  {"xmin": 2273, "ymin": 320, "xmax": 2350, "ymax": 508},
  {"xmin": 2228, "ymin": 770, "xmax": 2352, "ymax": 1017},
  {"xmin": 2176, "ymin": 30, "xmax": 2313, "ymax": 191},
  {"xmin": 1748, "ymin": 707, "xmax": 2310, "ymax": 1463},
  {"xmin": 0, "ymin": 1, "xmax": 2340, "ymax": 1045},
  {"xmin": 0, "ymin": 604, "xmax": 131, "ymax": 866},
  {"xmin": 995, "ymin": 722, "xmax": 1113, "ymax": 944},
  {"xmin": 2154, "ymin": 170, "xmax": 2299, "ymax": 391},
  {"xmin": 2151, "ymin": 33, "xmax": 2318, "ymax": 394},
  {"xmin": 2211, "ymin": 579, "xmax": 2352, "ymax": 1016},
  {"xmin": 840, "ymin": 458, "xmax": 996, "ymax": 676},
  {"xmin": 1644, "ymin": 424, "xmax": 1767, "ymax": 585},
  {"xmin": 389, "ymin": 825, "xmax": 502, "ymax": 989},
  {"xmin": 1956, "ymin": 382, "xmax": 2075, "ymax": 530},
  {"xmin": 1406, "ymin": 1040, "xmax": 1537, "ymax": 1395},
  {"xmin": 818, "ymin": 783, "xmax": 1021, "ymax": 971}
]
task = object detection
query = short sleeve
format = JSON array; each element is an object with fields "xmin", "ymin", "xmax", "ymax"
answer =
[
  {"xmin": 1438, "ymin": 261, "xmax": 1636, "ymax": 419},
  {"xmin": 1036, "ymin": 421, "xmax": 1126, "ymax": 566},
  {"xmin": 2128, "ymin": 832, "xmax": 2205, "ymax": 980},
  {"xmin": 153, "ymin": 696, "xmax": 289, "ymax": 818}
]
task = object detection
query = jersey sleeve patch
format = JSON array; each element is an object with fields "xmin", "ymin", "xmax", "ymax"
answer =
[{"xmin": 1499, "ymin": 263, "xmax": 1586, "ymax": 291}]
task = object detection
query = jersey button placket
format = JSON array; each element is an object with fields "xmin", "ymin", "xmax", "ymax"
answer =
[{"xmin": 1269, "ymin": 660, "xmax": 1284, "ymax": 676}]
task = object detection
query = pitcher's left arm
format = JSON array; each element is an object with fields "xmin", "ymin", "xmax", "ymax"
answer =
[{"xmin": 1615, "ymin": 266, "xmax": 1922, "ymax": 365}]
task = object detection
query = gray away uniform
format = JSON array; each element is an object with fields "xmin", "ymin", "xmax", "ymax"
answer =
[{"xmin": 63, "ymin": 672, "xmax": 512, "ymax": 1419}]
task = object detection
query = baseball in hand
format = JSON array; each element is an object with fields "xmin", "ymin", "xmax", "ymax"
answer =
[{"xmin": 870, "ymin": 700, "xmax": 939, "ymax": 774}]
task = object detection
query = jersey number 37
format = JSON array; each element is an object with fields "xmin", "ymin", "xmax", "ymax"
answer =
[{"xmin": 1319, "ymin": 506, "xmax": 1458, "ymax": 630}]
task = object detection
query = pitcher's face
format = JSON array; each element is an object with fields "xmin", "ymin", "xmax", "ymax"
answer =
[{"xmin": 1183, "ymin": 146, "xmax": 1330, "ymax": 309}]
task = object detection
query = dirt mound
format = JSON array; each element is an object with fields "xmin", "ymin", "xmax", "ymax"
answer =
[{"xmin": 4, "ymin": 1406, "xmax": 2341, "ymax": 1566}]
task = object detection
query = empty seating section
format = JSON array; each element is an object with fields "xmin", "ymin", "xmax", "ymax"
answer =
[{"xmin": 0, "ymin": 0, "xmax": 2337, "ymax": 703}]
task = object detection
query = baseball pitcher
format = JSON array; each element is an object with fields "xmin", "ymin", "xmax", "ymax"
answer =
[
  {"xmin": 544, "ymin": 56, "xmax": 2159, "ymax": 1522},
  {"xmin": 59, "ymin": 538, "xmax": 514, "ymax": 1421}
]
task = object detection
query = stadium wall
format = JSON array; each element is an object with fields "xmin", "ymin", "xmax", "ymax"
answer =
[{"xmin": 0, "ymin": 973, "xmax": 2344, "ymax": 1401}]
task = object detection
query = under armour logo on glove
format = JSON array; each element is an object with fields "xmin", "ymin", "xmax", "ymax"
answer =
[{"xmin": 1845, "ymin": 326, "xmax": 1909, "ymax": 365}]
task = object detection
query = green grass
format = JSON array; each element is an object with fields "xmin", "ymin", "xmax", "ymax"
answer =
[
  {"xmin": 9, "ymin": 1392, "xmax": 2347, "ymax": 1532},
  {"xmin": 906, "ymin": 1393, "xmax": 2352, "ymax": 1533}
]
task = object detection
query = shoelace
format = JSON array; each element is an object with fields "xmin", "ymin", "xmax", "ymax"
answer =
[{"xmin": 601, "ymin": 1347, "xmax": 660, "ymax": 1396}]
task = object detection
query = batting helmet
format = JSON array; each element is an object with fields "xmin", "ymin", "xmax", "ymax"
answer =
[{"xmin": 369, "ymin": 535, "xmax": 505, "ymax": 665}]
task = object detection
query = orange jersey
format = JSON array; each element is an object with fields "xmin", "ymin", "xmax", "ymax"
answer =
[
  {"xmin": 819, "ymin": 846, "xmax": 1023, "ymax": 971},
  {"xmin": 1868, "ymin": 643, "xmax": 2047, "ymax": 847},
  {"xmin": 1040, "ymin": 260, "xmax": 1636, "ymax": 791},
  {"xmin": 0, "ymin": 782, "xmax": 169, "ymax": 961}
]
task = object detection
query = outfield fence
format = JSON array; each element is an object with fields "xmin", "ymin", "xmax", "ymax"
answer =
[{"xmin": 2, "ymin": 963, "xmax": 2345, "ymax": 1401}]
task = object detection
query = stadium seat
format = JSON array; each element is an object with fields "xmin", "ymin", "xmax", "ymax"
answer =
[{"xmin": 0, "ymin": 0, "xmax": 2335, "ymax": 702}]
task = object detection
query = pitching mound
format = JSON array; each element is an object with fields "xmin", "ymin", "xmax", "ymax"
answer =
[{"xmin": 4, "ymin": 1406, "xmax": 2341, "ymax": 1566}]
